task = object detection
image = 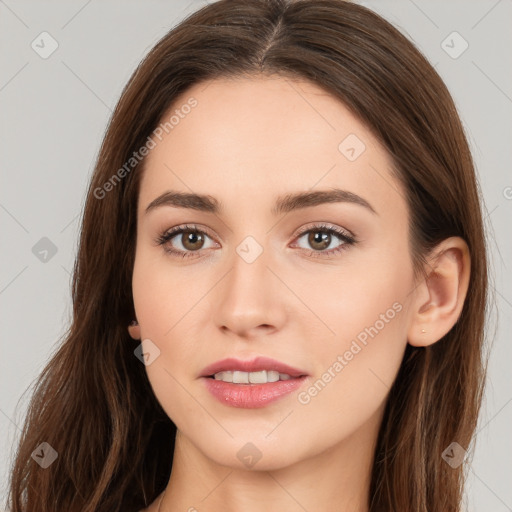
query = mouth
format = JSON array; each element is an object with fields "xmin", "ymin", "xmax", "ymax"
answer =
[
  {"xmin": 207, "ymin": 370, "xmax": 299, "ymax": 383},
  {"xmin": 199, "ymin": 356, "xmax": 309, "ymax": 408},
  {"xmin": 199, "ymin": 356, "xmax": 308, "ymax": 380}
]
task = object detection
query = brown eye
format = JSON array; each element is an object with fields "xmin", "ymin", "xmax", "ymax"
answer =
[
  {"xmin": 292, "ymin": 223, "xmax": 356, "ymax": 258},
  {"xmin": 181, "ymin": 230, "xmax": 206, "ymax": 251},
  {"xmin": 157, "ymin": 224, "xmax": 217, "ymax": 259},
  {"xmin": 307, "ymin": 230, "xmax": 332, "ymax": 251}
]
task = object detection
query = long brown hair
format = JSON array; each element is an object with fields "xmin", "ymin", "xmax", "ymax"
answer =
[{"xmin": 7, "ymin": 1, "xmax": 489, "ymax": 510}]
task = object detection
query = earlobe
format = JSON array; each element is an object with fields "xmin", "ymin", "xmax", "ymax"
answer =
[
  {"xmin": 408, "ymin": 237, "xmax": 471, "ymax": 347},
  {"xmin": 127, "ymin": 320, "xmax": 141, "ymax": 340}
]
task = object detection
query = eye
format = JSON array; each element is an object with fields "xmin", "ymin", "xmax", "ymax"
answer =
[
  {"xmin": 156, "ymin": 224, "xmax": 217, "ymax": 259},
  {"xmin": 291, "ymin": 222, "xmax": 356, "ymax": 258},
  {"xmin": 156, "ymin": 222, "xmax": 357, "ymax": 260}
]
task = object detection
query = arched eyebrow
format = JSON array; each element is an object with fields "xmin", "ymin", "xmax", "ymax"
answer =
[{"xmin": 144, "ymin": 188, "xmax": 377, "ymax": 216}]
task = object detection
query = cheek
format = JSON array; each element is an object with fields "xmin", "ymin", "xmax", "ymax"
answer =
[
  {"xmin": 131, "ymin": 247, "xmax": 209, "ymax": 394},
  {"xmin": 292, "ymin": 242, "xmax": 412, "ymax": 355},
  {"xmin": 131, "ymin": 245, "xmax": 190, "ymax": 337},
  {"xmin": 131, "ymin": 252, "xmax": 202, "ymax": 425},
  {"xmin": 292, "ymin": 291, "xmax": 409, "ymax": 453},
  {"xmin": 292, "ymin": 249, "xmax": 412, "ymax": 421}
]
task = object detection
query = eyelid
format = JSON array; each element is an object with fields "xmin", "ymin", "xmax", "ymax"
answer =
[
  {"xmin": 159, "ymin": 222, "xmax": 354, "ymax": 242},
  {"xmin": 157, "ymin": 223, "xmax": 216, "ymax": 242},
  {"xmin": 292, "ymin": 221, "xmax": 355, "ymax": 240}
]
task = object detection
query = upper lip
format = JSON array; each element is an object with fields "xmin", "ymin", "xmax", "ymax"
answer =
[{"xmin": 199, "ymin": 356, "xmax": 308, "ymax": 378}]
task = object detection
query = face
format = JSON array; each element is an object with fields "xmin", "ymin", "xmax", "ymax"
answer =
[{"xmin": 132, "ymin": 75, "xmax": 416, "ymax": 471}]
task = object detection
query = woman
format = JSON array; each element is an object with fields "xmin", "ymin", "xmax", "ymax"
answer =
[{"xmin": 7, "ymin": 0, "xmax": 489, "ymax": 510}]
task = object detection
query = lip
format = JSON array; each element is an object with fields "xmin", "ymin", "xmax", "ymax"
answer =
[
  {"xmin": 199, "ymin": 356, "xmax": 308, "ymax": 379},
  {"xmin": 202, "ymin": 376, "xmax": 308, "ymax": 408},
  {"xmin": 199, "ymin": 356, "xmax": 309, "ymax": 409}
]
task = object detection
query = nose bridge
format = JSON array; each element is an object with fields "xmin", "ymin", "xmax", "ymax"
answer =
[
  {"xmin": 213, "ymin": 231, "xmax": 285, "ymax": 334},
  {"xmin": 227, "ymin": 233, "xmax": 273, "ymax": 303}
]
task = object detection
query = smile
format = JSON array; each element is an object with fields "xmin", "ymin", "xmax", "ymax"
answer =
[{"xmin": 211, "ymin": 370, "xmax": 293, "ymax": 383}]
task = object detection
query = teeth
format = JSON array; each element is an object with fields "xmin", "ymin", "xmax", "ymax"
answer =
[
  {"xmin": 233, "ymin": 370, "xmax": 249, "ymax": 384},
  {"xmin": 214, "ymin": 371, "xmax": 233, "ymax": 382},
  {"xmin": 248, "ymin": 370, "xmax": 266, "ymax": 384},
  {"xmin": 213, "ymin": 370, "xmax": 294, "ymax": 384}
]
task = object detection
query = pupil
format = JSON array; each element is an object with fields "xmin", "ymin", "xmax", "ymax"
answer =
[
  {"xmin": 310, "ymin": 231, "xmax": 330, "ymax": 250},
  {"xmin": 184, "ymin": 230, "xmax": 203, "ymax": 250}
]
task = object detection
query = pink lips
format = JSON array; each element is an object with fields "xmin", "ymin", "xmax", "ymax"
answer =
[{"xmin": 199, "ymin": 356, "xmax": 309, "ymax": 409}]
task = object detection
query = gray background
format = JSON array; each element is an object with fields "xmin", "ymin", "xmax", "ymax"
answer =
[{"xmin": 1, "ymin": 0, "xmax": 510, "ymax": 510}]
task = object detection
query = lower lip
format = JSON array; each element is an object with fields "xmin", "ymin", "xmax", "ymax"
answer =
[{"xmin": 202, "ymin": 376, "xmax": 308, "ymax": 408}]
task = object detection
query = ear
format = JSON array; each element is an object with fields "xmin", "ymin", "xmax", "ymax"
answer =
[
  {"xmin": 407, "ymin": 237, "xmax": 471, "ymax": 347},
  {"xmin": 127, "ymin": 320, "xmax": 141, "ymax": 340}
]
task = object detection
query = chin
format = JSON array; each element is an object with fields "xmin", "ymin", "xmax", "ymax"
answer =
[{"xmin": 191, "ymin": 430, "xmax": 309, "ymax": 472}]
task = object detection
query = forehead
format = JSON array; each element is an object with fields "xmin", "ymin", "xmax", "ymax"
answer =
[{"xmin": 138, "ymin": 75, "xmax": 405, "ymax": 220}]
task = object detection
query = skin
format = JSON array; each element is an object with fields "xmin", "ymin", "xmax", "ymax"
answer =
[{"xmin": 128, "ymin": 75, "xmax": 470, "ymax": 512}]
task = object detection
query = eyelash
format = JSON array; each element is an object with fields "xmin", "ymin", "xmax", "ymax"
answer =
[{"xmin": 155, "ymin": 223, "xmax": 357, "ymax": 260}]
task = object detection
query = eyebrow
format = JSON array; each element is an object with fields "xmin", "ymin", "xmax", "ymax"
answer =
[{"xmin": 144, "ymin": 188, "xmax": 377, "ymax": 216}]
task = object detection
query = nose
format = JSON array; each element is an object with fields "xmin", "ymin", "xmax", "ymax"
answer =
[{"xmin": 213, "ymin": 242, "xmax": 288, "ymax": 339}]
